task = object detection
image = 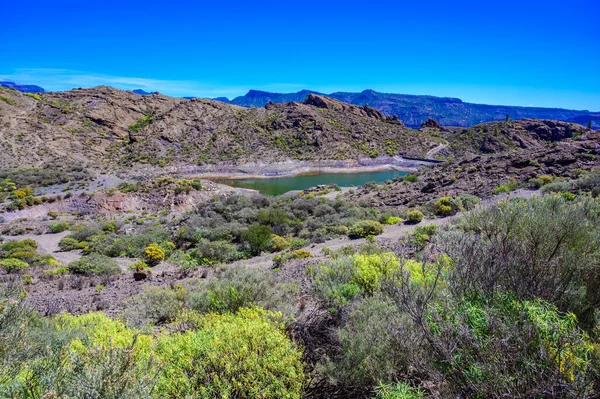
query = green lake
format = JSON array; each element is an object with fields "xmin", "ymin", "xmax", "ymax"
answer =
[{"xmin": 212, "ymin": 169, "xmax": 408, "ymax": 196}]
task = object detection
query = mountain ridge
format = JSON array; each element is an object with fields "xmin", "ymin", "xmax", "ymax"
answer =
[{"xmin": 218, "ymin": 89, "xmax": 599, "ymax": 129}]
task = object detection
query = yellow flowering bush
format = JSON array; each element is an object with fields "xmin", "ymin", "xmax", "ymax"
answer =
[{"xmin": 143, "ymin": 243, "xmax": 165, "ymax": 266}]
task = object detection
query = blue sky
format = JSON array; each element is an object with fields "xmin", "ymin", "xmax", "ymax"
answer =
[{"xmin": 1, "ymin": 0, "xmax": 598, "ymax": 109}]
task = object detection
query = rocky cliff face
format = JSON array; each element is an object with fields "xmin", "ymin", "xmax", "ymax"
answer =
[{"xmin": 0, "ymin": 86, "xmax": 441, "ymax": 172}]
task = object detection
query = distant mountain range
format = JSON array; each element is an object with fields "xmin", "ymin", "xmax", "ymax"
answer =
[
  {"xmin": 2, "ymin": 81, "xmax": 598, "ymax": 129},
  {"xmin": 0, "ymin": 81, "xmax": 45, "ymax": 93},
  {"xmin": 217, "ymin": 89, "xmax": 600, "ymax": 129}
]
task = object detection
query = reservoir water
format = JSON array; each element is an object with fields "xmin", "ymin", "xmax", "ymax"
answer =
[{"xmin": 212, "ymin": 169, "xmax": 408, "ymax": 196}]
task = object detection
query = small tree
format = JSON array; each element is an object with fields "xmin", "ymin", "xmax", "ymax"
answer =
[
  {"xmin": 505, "ymin": 113, "xmax": 510, "ymax": 122},
  {"xmin": 588, "ymin": 120, "xmax": 593, "ymax": 129},
  {"xmin": 242, "ymin": 224, "xmax": 272, "ymax": 255}
]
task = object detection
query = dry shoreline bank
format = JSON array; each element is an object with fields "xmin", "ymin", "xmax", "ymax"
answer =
[{"xmin": 150, "ymin": 156, "xmax": 439, "ymax": 181}]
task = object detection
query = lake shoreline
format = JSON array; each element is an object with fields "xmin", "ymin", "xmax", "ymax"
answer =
[{"xmin": 194, "ymin": 164, "xmax": 415, "ymax": 180}]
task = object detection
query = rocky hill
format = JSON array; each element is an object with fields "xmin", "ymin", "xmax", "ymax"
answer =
[
  {"xmin": 349, "ymin": 128, "xmax": 599, "ymax": 207},
  {"xmin": 219, "ymin": 89, "xmax": 599, "ymax": 129},
  {"xmin": 0, "ymin": 86, "xmax": 442, "ymax": 172},
  {"xmin": 437, "ymin": 118, "xmax": 591, "ymax": 157}
]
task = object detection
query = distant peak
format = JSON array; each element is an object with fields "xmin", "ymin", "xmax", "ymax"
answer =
[{"xmin": 132, "ymin": 89, "xmax": 152, "ymax": 95}]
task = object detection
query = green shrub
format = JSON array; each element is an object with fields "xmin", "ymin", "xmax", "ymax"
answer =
[
  {"xmin": 117, "ymin": 181, "xmax": 140, "ymax": 193},
  {"xmin": 403, "ymin": 174, "xmax": 418, "ymax": 183},
  {"xmin": 456, "ymin": 193, "xmax": 480, "ymax": 211},
  {"xmin": 560, "ymin": 192, "xmax": 578, "ymax": 201},
  {"xmin": 269, "ymin": 234, "xmax": 290, "ymax": 252},
  {"xmin": 58, "ymin": 236, "xmax": 81, "ymax": 251},
  {"xmin": 406, "ymin": 210, "xmax": 424, "ymax": 224},
  {"xmin": 375, "ymin": 382, "xmax": 425, "ymax": 399},
  {"xmin": 242, "ymin": 224, "xmax": 272, "ymax": 255},
  {"xmin": 121, "ymin": 286, "xmax": 184, "ymax": 327},
  {"xmin": 0, "ymin": 258, "xmax": 29, "ymax": 273},
  {"xmin": 169, "ymin": 250, "xmax": 199, "ymax": 274},
  {"xmin": 313, "ymin": 252, "xmax": 400, "ymax": 308},
  {"xmin": 348, "ymin": 220, "xmax": 384, "ymax": 238},
  {"xmin": 68, "ymin": 254, "xmax": 120, "ymax": 275},
  {"xmin": 44, "ymin": 267, "xmax": 69, "ymax": 276},
  {"xmin": 541, "ymin": 180, "xmax": 572, "ymax": 194},
  {"xmin": 492, "ymin": 178, "xmax": 519, "ymax": 194},
  {"xmin": 529, "ymin": 175, "xmax": 554, "ymax": 189},
  {"xmin": 317, "ymin": 296, "xmax": 420, "ymax": 393},
  {"xmin": 155, "ymin": 308, "xmax": 305, "ymax": 399},
  {"xmin": 143, "ymin": 243, "xmax": 165, "ymax": 266},
  {"xmin": 187, "ymin": 267, "xmax": 298, "ymax": 316},
  {"xmin": 425, "ymin": 293, "xmax": 598, "ymax": 397},
  {"xmin": 48, "ymin": 221, "xmax": 70, "ymax": 233},
  {"xmin": 289, "ymin": 237, "xmax": 310, "ymax": 250},
  {"xmin": 191, "ymin": 239, "xmax": 243, "ymax": 265},
  {"xmin": 433, "ymin": 196, "xmax": 462, "ymax": 216},
  {"xmin": 442, "ymin": 195, "xmax": 600, "ymax": 323},
  {"xmin": 47, "ymin": 210, "xmax": 59, "ymax": 220},
  {"xmin": 352, "ymin": 252, "xmax": 400, "ymax": 293},
  {"xmin": 382, "ymin": 216, "xmax": 403, "ymax": 225}
]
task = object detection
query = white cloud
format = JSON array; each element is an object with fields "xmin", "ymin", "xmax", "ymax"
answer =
[{"xmin": 0, "ymin": 68, "xmax": 250, "ymax": 99}]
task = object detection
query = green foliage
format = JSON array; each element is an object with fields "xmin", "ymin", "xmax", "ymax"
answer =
[
  {"xmin": 404, "ymin": 174, "xmax": 419, "ymax": 183},
  {"xmin": 44, "ymin": 267, "xmax": 69, "ymax": 276},
  {"xmin": 0, "ymin": 258, "xmax": 29, "ymax": 273},
  {"xmin": 155, "ymin": 308, "xmax": 305, "ymax": 399},
  {"xmin": 443, "ymin": 195, "xmax": 600, "ymax": 322},
  {"xmin": 24, "ymin": 92, "xmax": 41, "ymax": 101},
  {"xmin": 121, "ymin": 286, "xmax": 185, "ymax": 327},
  {"xmin": 348, "ymin": 220, "xmax": 384, "ymax": 238},
  {"xmin": 352, "ymin": 253, "xmax": 400, "ymax": 293},
  {"xmin": 406, "ymin": 210, "xmax": 424, "ymax": 224},
  {"xmin": 492, "ymin": 178, "xmax": 519, "ymax": 194},
  {"xmin": 68, "ymin": 254, "xmax": 120, "ymax": 275},
  {"xmin": 127, "ymin": 114, "xmax": 152, "ymax": 132},
  {"xmin": 0, "ymin": 164, "xmax": 90, "ymax": 189},
  {"xmin": 58, "ymin": 236, "xmax": 80, "ymax": 251},
  {"xmin": 318, "ymin": 297, "xmax": 418, "ymax": 391},
  {"xmin": 313, "ymin": 252, "xmax": 400, "ymax": 308},
  {"xmin": 375, "ymin": 382, "xmax": 425, "ymax": 399},
  {"xmin": 117, "ymin": 181, "xmax": 140, "ymax": 193},
  {"xmin": 382, "ymin": 216, "xmax": 403, "ymax": 225},
  {"xmin": 409, "ymin": 224, "xmax": 439, "ymax": 251},
  {"xmin": 426, "ymin": 293, "xmax": 598, "ymax": 397},
  {"xmin": 0, "ymin": 299, "xmax": 155, "ymax": 398},
  {"xmin": 242, "ymin": 224, "xmax": 272, "ymax": 255},
  {"xmin": 0, "ymin": 95, "xmax": 17, "ymax": 105},
  {"xmin": 433, "ymin": 196, "xmax": 461, "ymax": 216},
  {"xmin": 1, "ymin": 239, "xmax": 38, "ymax": 263},
  {"xmin": 47, "ymin": 210, "xmax": 59, "ymax": 220},
  {"xmin": 48, "ymin": 221, "xmax": 70, "ymax": 233},
  {"xmin": 187, "ymin": 267, "xmax": 298, "ymax": 316},
  {"xmin": 191, "ymin": 239, "xmax": 243, "ymax": 265}
]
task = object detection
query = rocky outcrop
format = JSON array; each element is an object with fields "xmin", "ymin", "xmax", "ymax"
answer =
[
  {"xmin": 419, "ymin": 118, "xmax": 441, "ymax": 130},
  {"xmin": 348, "ymin": 131, "xmax": 600, "ymax": 207}
]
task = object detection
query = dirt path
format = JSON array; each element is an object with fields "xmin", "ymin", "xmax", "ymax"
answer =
[
  {"xmin": 426, "ymin": 144, "xmax": 448, "ymax": 159},
  {"xmin": 0, "ymin": 230, "xmax": 139, "ymax": 270}
]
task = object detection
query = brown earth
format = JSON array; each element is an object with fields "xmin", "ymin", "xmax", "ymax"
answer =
[{"xmin": 0, "ymin": 86, "xmax": 443, "ymax": 172}]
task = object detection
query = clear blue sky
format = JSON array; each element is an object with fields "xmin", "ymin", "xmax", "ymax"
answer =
[{"xmin": 1, "ymin": 0, "xmax": 598, "ymax": 110}]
